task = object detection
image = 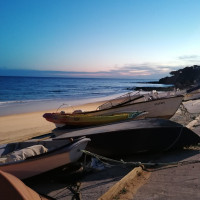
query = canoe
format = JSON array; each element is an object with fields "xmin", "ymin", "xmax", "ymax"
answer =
[
  {"xmin": 0, "ymin": 170, "xmax": 51, "ymax": 200},
  {"xmin": 0, "ymin": 137, "xmax": 90, "ymax": 179},
  {"xmin": 54, "ymin": 119, "xmax": 200, "ymax": 157},
  {"xmin": 43, "ymin": 111, "xmax": 146, "ymax": 128}
]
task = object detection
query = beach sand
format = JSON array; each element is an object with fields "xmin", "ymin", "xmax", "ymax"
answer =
[
  {"xmin": 0, "ymin": 100, "xmax": 106, "ymax": 144},
  {"xmin": 1, "ymin": 98, "xmax": 200, "ymax": 199},
  {"xmin": 2, "ymin": 96, "xmax": 199, "ymax": 145}
]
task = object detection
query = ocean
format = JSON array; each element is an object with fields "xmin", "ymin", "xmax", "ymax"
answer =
[{"xmin": 0, "ymin": 76, "xmax": 168, "ymax": 116}]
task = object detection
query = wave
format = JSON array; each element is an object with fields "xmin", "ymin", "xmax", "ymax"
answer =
[
  {"xmin": 0, "ymin": 77, "xmax": 169, "ymax": 105},
  {"xmin": 0, "ymin": 99, "xmax": 53, "ymax": 106},
  {"xmin": 0, "ymin": 100, "xmax": 26, "ymax": 105},
  {"xmin": 48, "ymin": 90, "xmax": 65, "ymax": 93}
]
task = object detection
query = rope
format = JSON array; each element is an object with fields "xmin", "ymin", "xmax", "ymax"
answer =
[
  {"xmin": 82, "ymin": 150, "xmax": 142, "ymax": 167},
  {"xmin": 81, "ymin": 150, "xmax": 200, "ymax": 168},
  {"xmin": 67, "ymin": 182, "xmax": 82, "ymax": 200}
]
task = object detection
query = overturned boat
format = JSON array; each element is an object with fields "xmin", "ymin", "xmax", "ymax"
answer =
[
  {"xmin": 0, "ymin": 137, "xmax": 90, "ymax": 179},
  {"xmin": 55, "ymin": 119, "xmax": 200, "ymax": 157}
]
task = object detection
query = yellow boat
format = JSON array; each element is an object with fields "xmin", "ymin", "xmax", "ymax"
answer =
[{"xmin": 43, "ymin": 111, "xmax": 146, "ymax": 127}]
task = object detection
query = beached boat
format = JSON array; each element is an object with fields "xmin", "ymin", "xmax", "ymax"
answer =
[
  {"xmin": 55, "ymin": 119, "xmax": 200, "ymax": 157},
  {"xmin": 183, "ymin": 85, "xmax": 200, "ymax": 101},
  {"xmin": 0, "ymin": 170, "xmax": 52, "ymax": 200},
  {"xmin": 87, "ymin": 95, "xmax": 183, "ymax": 119},
  {"xmin": 51, "ymin": 92, "xmax": 183, "ymax": 121},
  {"xmin": 43, "ymin": 111, "xmax": 147, "ymax": 128},
  {"xmin": 0, "ymin": 137, "xmax": 90, "ymax": 179},
  {"xmin": 164, "ymin": 85, "xmax": 200, "ymax": 101}
]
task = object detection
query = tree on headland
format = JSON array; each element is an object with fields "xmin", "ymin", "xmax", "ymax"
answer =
[{"xmin": 158, "ymin": 65, "xmax": 200, "ymax": 89}]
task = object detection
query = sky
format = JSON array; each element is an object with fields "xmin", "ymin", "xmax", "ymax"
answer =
[{"xmin": 0, "ymin": 0, "xmax": 200, "ymax": 79}]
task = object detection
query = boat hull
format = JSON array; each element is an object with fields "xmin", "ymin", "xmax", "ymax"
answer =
[
  {"xmin": 55, "ymin": 119, "xmax": 200, "ymax": 157},
  {"xmin": 43, "ymin": 111, "xmax": 146, "ymax": 127},
  {"xmin": 87, "ymin": 96, "xmax": 183, "ymax": 119},
  {"xmin": 184, "ymin": 91, "xmax": 200, "ymax": 101},
  {"xmin": 0, "ymin": 170, "xmax": 50, "ymax": 200},
  {"xmin": 0, "ymin": 138, "xmax": 90, "ymax": 179}
]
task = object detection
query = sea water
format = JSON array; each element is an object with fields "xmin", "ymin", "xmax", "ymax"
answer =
[{"xmin": 0, "ymin": 76, "xmax": 168, "ymax": 116}]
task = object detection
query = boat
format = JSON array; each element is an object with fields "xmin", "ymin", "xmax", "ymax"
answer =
[
  {"xmin": 164, "ymin": 85, "xmax": 200, "ymax": 101},
  {"xmin": 87, "ymin": 95, "xmax": 183, "ymax": 119},
  {"xmin": 49, "ymin": 92, "xmax": 183, "ymax": 122},
  {"xmin": 0, "ymin": 170, "xmax": 52, "ymax": 200},
  {"xmin": 54, "ymin": 119, "xmax": 200, "ymax": 157},
  {"xmin": 43, "ymin": 111, "xmax": 147, "ymax": 128},
  {"xmin": 0, "ymin": 137, "xmax": 90, "ymax": 179},
  {"xmin": 183, "ymin": 85, "xmax": 200, "ymax": 101}
]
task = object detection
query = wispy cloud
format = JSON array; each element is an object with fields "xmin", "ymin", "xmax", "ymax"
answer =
[
  {"xmin": 105, "ymin": 63, "xmax": 180, "ymax": 78},
  {"xmin": 0, "ymin": 62, "xmax": 186, "ymax": 79},
  {"xmin": 177, "ymin": 55, "xmax": 200, "ymax": 63},
  {"xmin": 178, "ymin": 55, "xmax": 200, "ymax": 60}
]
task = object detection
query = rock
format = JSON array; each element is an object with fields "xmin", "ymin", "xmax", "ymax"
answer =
[{"xmin": 131, "ymin": 87, "xmax": 174, "ymax": 91}]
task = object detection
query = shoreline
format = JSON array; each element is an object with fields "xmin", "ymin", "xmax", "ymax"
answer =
[
  {"xmin": 0, "ymin": 98, "xmax": 109, "ymax": 145},
  {"xmin": 0, "ymin": 93, "xmax": 126, "ymax": 116}
]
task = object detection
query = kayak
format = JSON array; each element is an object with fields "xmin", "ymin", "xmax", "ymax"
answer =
[{"xmin": 43, "ymin": 111, "xmax": 147, "ymax": 127}]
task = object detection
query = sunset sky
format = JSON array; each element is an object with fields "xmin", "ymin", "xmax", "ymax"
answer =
[{"xmin": 0, "ymin": 0, "xmax": 200, "ymax": 79}]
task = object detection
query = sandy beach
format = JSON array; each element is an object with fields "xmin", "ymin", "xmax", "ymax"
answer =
[
  {"xmin": 0, "ymin": 98, "xmax": 200, "ymax": 200},
  {"xmin": 1, "ymin": 97, "xmax": 200, "ymax": 145},
  {"xmin": 0, "ymin": 100, "xmax": 107, "ymax": 144}
]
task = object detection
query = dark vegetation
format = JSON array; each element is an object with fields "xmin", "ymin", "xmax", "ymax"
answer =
[
  {"xmin": 158, "ymin": 65, "xmax": 200, "ymax": 89},
  {"xmin": 131, "ymin": 65, "xmax": 200, "ymax": 91}
]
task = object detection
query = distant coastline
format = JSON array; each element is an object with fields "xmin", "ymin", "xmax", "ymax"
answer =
[
  {"xmin": 133, "ymin": 86, "xmax": 174, "ymax": 91},
  {"xmin": 127, "ymin": 81, "xmax": 173, "ymax": 91},
  {"xmin": 132, "ymin": 65, "xmax": 200, "ymax": 91}
]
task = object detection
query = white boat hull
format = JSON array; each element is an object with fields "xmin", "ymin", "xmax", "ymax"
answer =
[
  {"xmin": 0, "ymin": 138, "xmax": 90, "ymax": 179},
  {"xmin": 88, "ymin": 96, "xmax": 183, "ymax": 119}
]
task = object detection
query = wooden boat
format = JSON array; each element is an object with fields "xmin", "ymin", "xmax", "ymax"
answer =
[
  {"xmin": 43, "ymin": 111, "xmax": 147, "ymax": 128},
  {"xmin": 0, "ymin": 170, "xmax": 52, "ymax": 200},
  {"xmin": 0, "ymin": 137, "xmax": 90, "ymax": 179},
  {"xmin": 183, "ymin": 85, "xmax": 200, "ymax": 101},
  {"xmin": 86, "ymin": 95, "xmax": 183, "ymax": 119},
  {"xmin": 50, "ymin": 92, "xmax": 183, "ymax": 123},
  {"xmin": 165, "ymin": 85, "xmax": 200, "ymax": 101},
  {"xmin": 55, "ymin": 119, "xmax": 200, "ymax": 157}
]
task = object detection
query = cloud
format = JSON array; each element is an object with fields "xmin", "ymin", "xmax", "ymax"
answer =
[
  {"xmin": 106, "ymin": 63, "xmax": 179, "ymax": 78},
  {"xmin": 0, "ymin": 62, "xmax": 182, "ymax": 79},
  {"xmin": 178, "ymin": 55, "xmax": 200, "ymax": 60},
  {"xmin": 177, "ymin": 55, "xmax": 200, "ymax": 63},
  {"xmin": 52, "ymin": 64, "xmax": 161, "ymax": 78}
]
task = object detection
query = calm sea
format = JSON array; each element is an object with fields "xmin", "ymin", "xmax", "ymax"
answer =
[{"xmin": 0, "ymin": 76, "xmax": 167, "ymax": 115}]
